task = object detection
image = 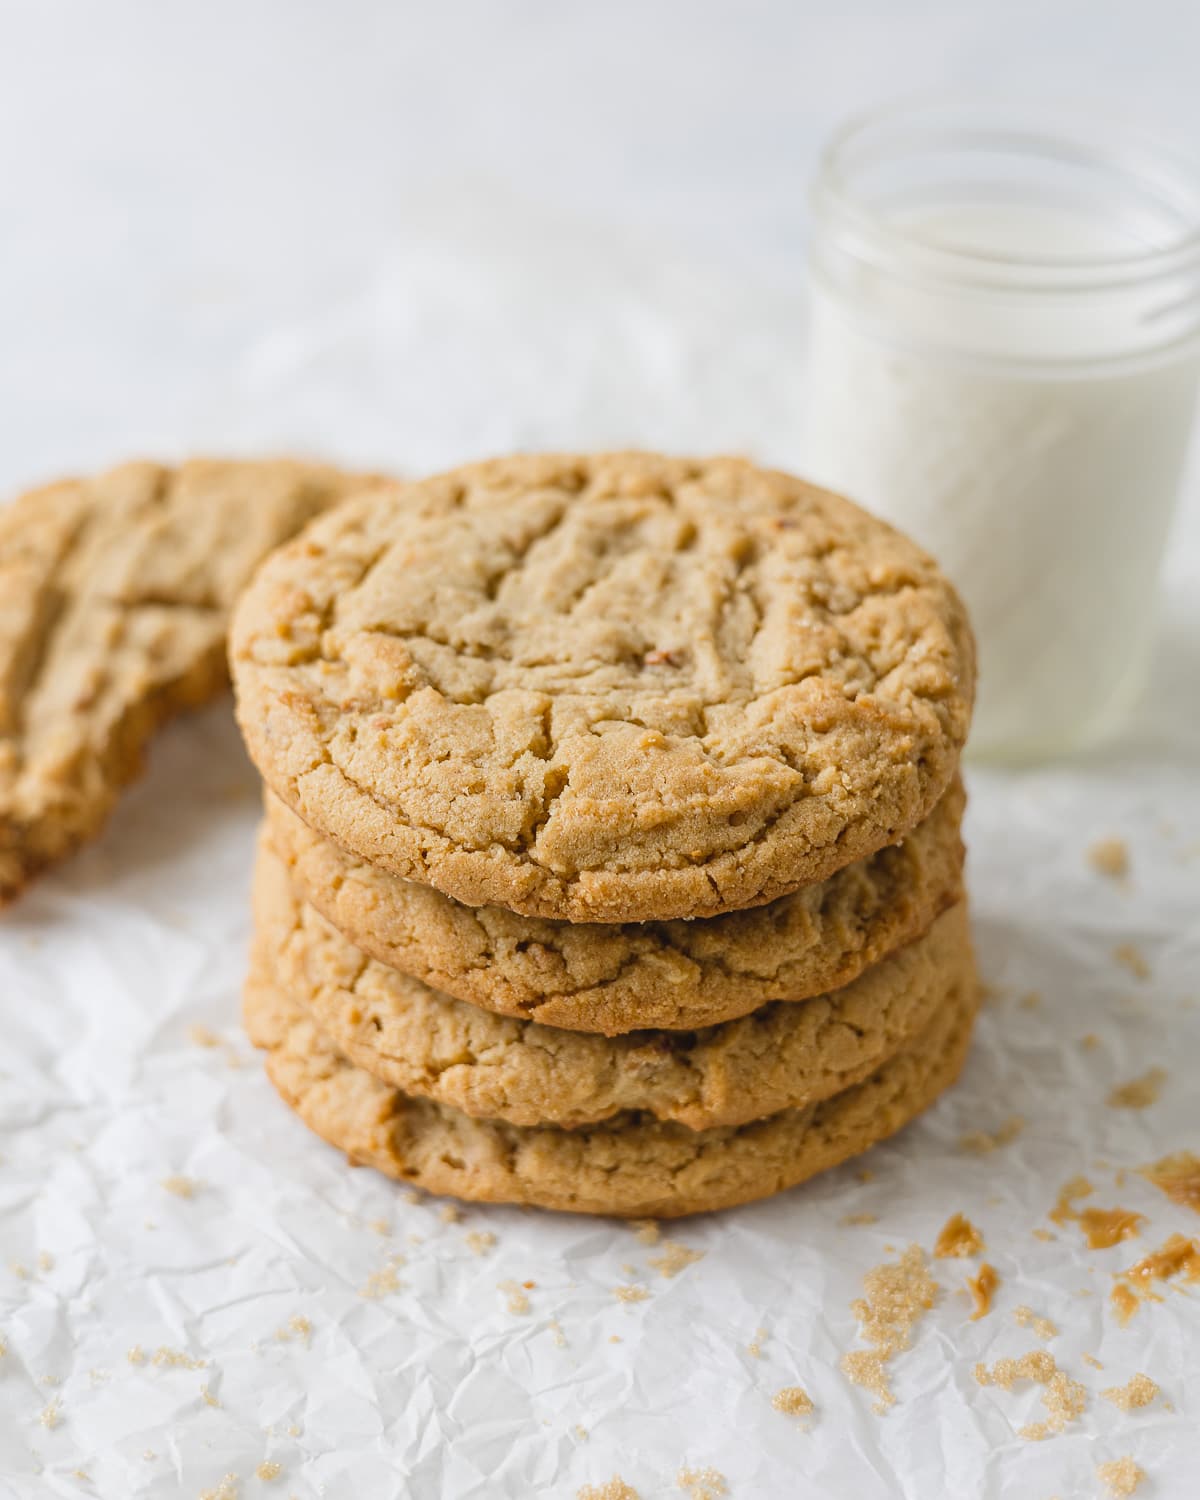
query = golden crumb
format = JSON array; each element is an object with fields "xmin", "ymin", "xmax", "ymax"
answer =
[
  {"xmin": 38, "ymin": 1400, "xmax": 61, "ymax": 1429},
  {"xmin": 840, "ymin": 1212, "xmax": 878, "ymax": 1226},
  {"xmin": 1096, "ymin": 1457, "xmax": 1145, "ymax": 1498},
  {"xmin": 200, "ymin": 1383, "xmax": 220, "ymax": 1408},
  {"xmin": 439, "ymin": 1204, "xmax": 462, "ymax": 1224},
  {"xmin": 127, "ymin": 1345, "xmax": 146, "ymax": 1365},
  {"xmin": 1108, "ymin": 1068, "xmax": 1167, "ymax": 1109},
  {"xmin": 275, "ymin": 1315, "xmax": 311, "ymax": 1345},
  {"xmin": 959, "ymin": 1117, "xmax": 1025, "ymax": 1155},
  {"xmin": 255, "ymin": 1461, "xmax": 283, "ymax": 1482},
  {"xmin": 1102, "ymin": 1373, "xmax": 1159, "ymax": 1411},
  {"xmin": 498, "ymin": 1280, "xmax": 530, "ymax": 1315},
  {"xmin": 613, "ymin": 1283, "xmax": 649, "ymax": 1304},
  {"xmin": 771, "ymin": 1385, "xmax": 814, "ymax": 1420},
  {"xmin": 10, "ymin": 1262, "xmax": 28, "ymax": 1280},
  {"xmin": 1032, "ymin": 1228, "xmax": 1056, "ymax": 1242},
  {"xmin": 746, "ymin": 1326, "xmax": 767, "ymax": 1359},
  {"xmin": 547, "ymin": 1319, "xmax": 567, "ymax": 1348},
  {"xmin": 161, "ymin": 1175, "xmax": 198, "ymax": 1198},
  {"xmin": 1014, "ymin": 1306, "xmax": 1058, "ymax": 1340},
  {"xmin": 466, "ymin": 1231, "xmax": 496, "ymax": 1257},
  {"xmin": 974, "ymin": 1350, "xmax": 1085, "ymax": 1439},
  {"xmin": 1088, "ymin": 839, "xmax": 1129, "ymax": 878},
  {"xmin": 631, "ymin": 1220, "xmax": 661, "ymax": 1247},
  {"xmin": 648, "ymin": 1240, "xmax": 704, "ymax": 1279},
  {"xmin": 574, "ymin": 1425, "xmax": 589, "ymax": 1441},
  {"xmin": 187, "ymin": 1025, "xmax": 220, "ymax": 1048},
  {"xmin": 1140, "ymin": 1151, "xmax": 1200, "ymax": 1212},
  {"xmin": 577, "ymin": 1478, "xmax": 640, "ymax": 1500},
  {"xmin": 856, "ymin": 1168, "xmax": 875, "ymax": 1184},
  {"xmin": 840, "ymin": 1245, "xmax": 936, "ymax": 1412},
  {"xmin": 967, "ymin": 1264, "xmax": 999, "ymax": 1320},
  {"xmin": 199, "ymin": 1476, "xmax": 239, "ymax": 1500},
  {"xmin": 676, "ymin": 1465, "xmax": 728, "ymax": 1499},
  {"xmin": 1081, "ymin": 1033, "xmax": 1101, "ymax": 1051},
  {"xmin": 1112, "ymin": 944, "xmax": 1150, "ymax": 980},
  {"xmin": 1083, "ymin": 1353, "xmax": 1104, "ymax": 1369},
  {"xmin": 37, "ymin": 1252, "xmax": 54, "ymax": 1272},
  {"xmin": 368, "ymin": 1217, "xmax": 390, "ymax": 1235},
  {"xmin": 934, "ymin": 1213, "xmax": 985, "ymax": 1259},
  {"xmin": 359, "ymin": 1255, "xmax": 406, "ymax": 1299},
  {"xmin": 151, "ymin": 1347, "xmax": 207, "ymax": 1370}
]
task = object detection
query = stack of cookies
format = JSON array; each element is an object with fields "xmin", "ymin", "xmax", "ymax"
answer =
[{"xmin": 230, "ymin": 453, "xmax": 977, "ymax": 1218}]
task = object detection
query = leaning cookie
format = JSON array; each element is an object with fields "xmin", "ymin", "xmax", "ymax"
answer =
[
  {"xmin": 265, "ymin": 777, "xmax": 964, "ymax": 1034},
  {"xmin": 231, "ymin": 453, "xmax": 975, "ymax": 923},
  {"xmin": 0, "ymin": 459, "xmax": 376, "ymax": 905},
  {"xmin": 245, "ymin": 954, "xmax": 978, "ymax": 1218},
  {"xmin": 254, "ymin": 827, "xmax": 972, "ymax": 1130}
]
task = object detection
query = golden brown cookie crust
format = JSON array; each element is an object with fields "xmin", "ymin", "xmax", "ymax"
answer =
[
  {"xmin": 265, "ymin": 778, "xmax": 965, "ymax": 1034},
  {"xmin": 254, "ymin": 829, "xmax": 972, "ymax": 1129},
  {"xmin": 244, "ymin": 953, "xmax": 978, "ymax": 1218},
  {"xmin": 0, "ymin": 458, "xmax": 375, "ymax": 905},
  {"xmin": 231, "ymin": 453, "xmax": 975, "ymax": 922}
]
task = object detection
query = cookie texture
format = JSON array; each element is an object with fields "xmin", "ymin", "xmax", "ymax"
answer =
[
  {"xmin": 255, "ymin": 829, "xmax": 971, "ymax": 1128},
  {"xmin": 231, "ymin": 453, "xmax": 974, "ymax": 922},
  {"xmin": 266, "ymin": 777, "xmax": 965, "ymax": 1034},
  {"xmin": 245, "ymin": 953, "xmax": 977, "ymax": 1218},
  {"xmin": 0, "ymin": 459, "xmax": 373, "ymax": 904}
]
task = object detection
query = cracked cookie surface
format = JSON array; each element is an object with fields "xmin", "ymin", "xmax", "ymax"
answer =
[
  {"xmin": 0, "ymin": 458, "xmax": 372, "ymax": 904},
  {"xmin": 266, "ymin": 777, "xmax": 964, "ymax": 1034},
  {"xmin": 231, "ymin": 453, "xmax": 975, "ymax": 922},
  {"xmin": 254, "ymin": 829, "xmax": 972, "ymax": 1128},
  {"xmin": 245, "ymin": 945, "xmax": 978, "ymax": 1218}
]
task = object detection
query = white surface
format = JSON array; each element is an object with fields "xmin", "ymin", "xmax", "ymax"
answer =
[{"xmin": 1, "ymin": 3, "xmax": 1199, "ymax": 1497}]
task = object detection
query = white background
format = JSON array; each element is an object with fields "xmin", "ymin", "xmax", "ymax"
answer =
[{"xmin": 1, "ymin": 3, "xmax": 1198, "ymax": 1498}]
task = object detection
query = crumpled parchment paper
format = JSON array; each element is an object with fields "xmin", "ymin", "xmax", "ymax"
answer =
[{"xmin": 1, "ymin": 201, "xmax": 1198, "ymax": 1499}]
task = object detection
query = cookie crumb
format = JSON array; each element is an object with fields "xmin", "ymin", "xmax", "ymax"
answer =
[
  {"xmin": 1081, "ymin": 1034, "xmax": 1101, "ymax": 1051},
  {"xmin": 368, "ymin": 1217, "xmax": 390, "ymax": 1236},
  {"xmin": 959, "ymin": 1117, "xmax": 1025, "ymax": 1154},
  {"xmin": 36, "ymin": 1251, "xmax": 54, "ymax": 1272},
  {"xmin": 127, "ymin": 1345, "xmax": 146, "ymax": 1366},
  {"xmin": 614, "ymin": 1285, "xmax": 649, "ymax": 1304},
  {"xmin": 199, "ymin": 1476, "xmax": 239, "ymax": 1500},
  {"xmin": 746, "ymin": 1326, "xmax": 767, "ymax": 1359},
  {"xmin": 1112, "ymin": 944, "xmax": 1150, "ymax": 981},
  {"xmin": 1108, "ymin": 1068, "xmax": 1166, "ymax": 1109},
  {"xmin": 151, "ymin": 1347, "xmax": 207, "ymax": 1370},
  {"xmin": 438, "ymin": 1203, "xmax": 462, "ymax": 1224},
  {"xmin": 840, "ymin": 1212, "xmax": 878, "ymax": 1226},
  {"xmin": 188, "ymin": 1025, "xmax": 220, "ymax": 1048},
  {"xmin": 1083, "ymin": 1353, "xmax": 1104, "ymax": 1370},
  {"xmin": 840, "ymin": 1245, "xmax": 936, "ymax": 1412},
  {"xmin": 631, "ymin": 1220, "xmax": 661, "ymax": 1247},
  {"xmin": 38, "ymin": 1399, "xmax": 62, "ymax": 1429},
  {"xmin": 1019, "ymin": 990, "xmax": 1042, "ymax": 1011},
  {"xmin": 574, "ymin": 1425, "xmax": 589, "ymax": 1441},
  {"xmin": 577, "ymin": 1478, "xmax": 639, "ymax": 1500},
  {"xmin": 255, "ymin": 1461, "xmax": 283, "ymax": 1482},
  {"xmin": 934, "ymin": 1213, "xmax": 985, "ymax": 1258},
  {"xmin": 1088, "ymin": 839, "xmax": 1129, "ymax": 878},
  {"xmin": 359, "ymin": 1255, "xmax": 406, "ymax": 1299},
  {"xmin": 967, "ymin": 1264, "xmax": 999, "ymax": 1320},
  {"xmin": 1032, "ymin": 1228, "xmax": 1056, "ymax": 1242},
  {"xmin": 648, "ymin": 1240, "xmax": 704, "ymax": 1279},
  {"xmin": 547, "ymin": 1318, "xmax": 567, "ymax": 1348},
  {"xmin": 1013, "ymin": 1306, "xmax": 1057, "ymax": 1340},
  {"xmin": 1140, "ymin": 1151, "xmax": 1200, "ymax": 1212},
  {"xmin": 676, "ymin": 1465, "xmax": 727, "ymax": 1499},
  {"xmin": 498, "ymin": 1280, "xmax": 530, "ymax": 1315},
  {"xmin": 974, "ymin": 1350, "xmax": 1085, "ymax": 1439},
  {"xmin": 465, "ymin": 1231, "xmax": 496, "ymax": 1257},
  {"xmin": 201, "ymin": 1383, "xmax": 220, "ymax": 1408},
  {"xmin": 771, "ymin": 1385, "xmax": 814, "ymax": 1420},
  {"xmin": 275, "ymin": 1315, "xmax": 311, "ymax": 1345},
  {"xmin": 1096, "ymin": 1458, "xmax": 1145, "ymax": 1498},
  {"xmin": 1102, "ymin": 1373, "xmax": 1159, "ymax": 1411}
]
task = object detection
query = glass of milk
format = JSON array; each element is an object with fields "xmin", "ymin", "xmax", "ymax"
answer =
[{"xmin": 801, "ymin": 97, "xmax": 1200, "ymax": 758}]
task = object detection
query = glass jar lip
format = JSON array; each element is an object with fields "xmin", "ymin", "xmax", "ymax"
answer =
[{"xmin": 814, "ymin": 91, "xmax": 1200, "ymax": 294}]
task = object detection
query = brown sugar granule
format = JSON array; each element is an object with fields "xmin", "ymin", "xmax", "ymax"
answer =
[
  {"xmin": 771, "ymin": 1385, "xmax": 814, "ymax": 1419},
  {"xmin": 648, "ymin": 1241, "xmax": 704, "ymax": 1279},
  {"xmin": 1112, "ymin": 944, "xmax": 1150, "ymax": 980},
  {"xmin": 676, "ymin": 1466, "xmax": 728, "ymax": 1499},
  {"xmin": 1088, "ymin": 839, "xmax": 1130, "ymax": 878},
  {"xmin": 465, "ymin": 1231, "xmax": 496, "ymax": 1257},
  {"xmin": 631, "ymin": 1220, "xmax": 661, "ymax": 1247},
  {"xmin": 577, "ymin": 1479, "xmax": 640, "ymax": 1500},
  {"xmin": 1140, "ymin": 1151, "xmax": 1200, "ymax": 1212},
  {"xmin": 974, "ymin": 1350, "xmax": 1086, "ymax": 1440},
  {"xmin": 1097, "ymin": 1458, "xmax": 1145, "ymax": 1498},
  {"xmin": 934, "ymin": 1213, "xmax": 985, "ymax": 1258},
  {"xmin": 1014, "ymin": 1306, "xmax": 1058, "ymax": 1340},
  {"xmin": 967, "ymin": 1264, "xmax": 999, "ymax": 1320},
  {"xmin": 255, "ymin": 1461, "xmax": 283, "ymax": 1482},
  {"xmin": 498, "ymin": 1280, "xmax": 530, "ymax": 1315},
  {"xmin": 614, "ymin": 1285, "xmax": 649, "ymax": 1304},
  {"xmin": 1108, "ymin": 1068, "xmax": 1167, "ymax": 1109},
  {"xmin": 959, "ymin": 1116, "xmax": 1025, "ymax": 1155},
  {"xmin": 840, "ymin": 1245, "xmax": 937, "ymax": 1412},
  {"xmin": 1102, "ymin": 1373, "xmax": 1159, "ymax": 1411}
]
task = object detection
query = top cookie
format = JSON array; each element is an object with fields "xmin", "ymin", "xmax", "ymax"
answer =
[
  {"xmin": 231, "ymin": 453, "xmax": 974, "ymax": 922},
  {"xmin": 0, "ymin": 458, "xmax": 372, "ymax": 905}
]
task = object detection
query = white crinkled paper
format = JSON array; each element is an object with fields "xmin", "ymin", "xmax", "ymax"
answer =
[{"xmin": 1, "ymin": 204, "xmax": 1199, "ymax": 1499}]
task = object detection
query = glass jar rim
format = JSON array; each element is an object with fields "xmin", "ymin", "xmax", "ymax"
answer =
[{"xmin": 814, "ymin": 92, "xmax": 1200, "ymax": 296}]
